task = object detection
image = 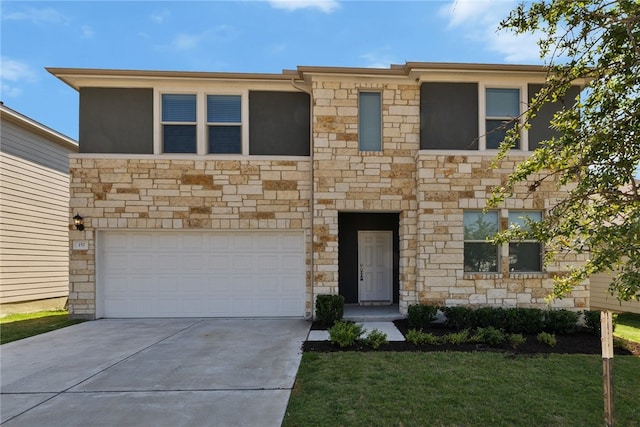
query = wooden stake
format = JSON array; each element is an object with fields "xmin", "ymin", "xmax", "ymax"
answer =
[{"xmin": 601, "ymin": 310, "xmax": 615, "ymax": 427}]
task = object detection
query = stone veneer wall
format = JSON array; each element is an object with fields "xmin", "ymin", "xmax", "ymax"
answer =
[
  {"xmin": 415, "ymin": 154, "xmax": 589, "ymax": 309},
  {"xmin": 311, "ymin": 79, "xmax": 420, "ymax": 313},
  {"xmin": 68, "ymin": 157, "xmax": 312, "ymax": 318}
]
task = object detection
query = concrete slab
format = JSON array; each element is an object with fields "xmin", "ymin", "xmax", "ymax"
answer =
[
  {"xmin": 306, "ymin": 321, "xmax": 405, "ymax": 342},
  {"xmin": 1, "ymin": 319, "xmax": 200, "ymax": 393},
  {"xmin": 0, "ymin": 318, "xmax": 310, "ymax": 426},
  {"xmin": 72, "ymin": 319, "xmax": 309, "ymax": 392},
  {"xmin": 0, "ymin": 393, "xmax": 55, "ymax": 423},
  {"xmin": 361, "ymin": 321, "xmax": 405, "ymax": 342},
  {"xmin": 2, "ymin": 390, "xmax": 291, "ymax": 427}
]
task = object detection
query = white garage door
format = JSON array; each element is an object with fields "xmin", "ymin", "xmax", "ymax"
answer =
[{"xmin": 99, "ymin": 231, "xmax": 305, "ymax": 318}]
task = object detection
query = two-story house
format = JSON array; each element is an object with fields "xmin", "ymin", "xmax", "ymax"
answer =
[{"xmin": 49, "ymin": 62, "xmax": 587, "ymax": 319}]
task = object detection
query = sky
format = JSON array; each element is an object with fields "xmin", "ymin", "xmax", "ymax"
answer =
[{"xmin": 1, "ymin": 0, "xmax": 544, "ymax": 140}]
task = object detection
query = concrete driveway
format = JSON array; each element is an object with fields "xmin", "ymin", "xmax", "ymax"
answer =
[{"xmin": 1, "ymin": 318, "xmax": 310, "ymax": 426}]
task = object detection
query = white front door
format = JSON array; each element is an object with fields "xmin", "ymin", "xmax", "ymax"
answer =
[{"xmin": 357, "ymin": 230, "xmax": 392, "ymax": 303}]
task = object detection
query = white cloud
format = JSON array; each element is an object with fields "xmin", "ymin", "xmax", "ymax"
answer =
[
  {"xmin": 81, "ymin": 25, "xmax": 94, "ymax": 38},
  {"xmin": 359, "ymin": 49, "xmax": 397, "ymax": 69},
  {"xmin": 3, "ymin": 7, "xmax": 70, "ymax": 25},
  {"xmin": 151, "ymin": 9, "xmax": 170, "ymax": 24},
  {"xmin": 164, "ymin": 25, "xmax": 237, "ymax": 52},
  {"xmin": 0, "ymin": 57, "xmax": 37, "ymax": 98},
  {"xmin": 268, "ymin": 0, "xmax": 340, "ymax": 13},
  {"xmin": 440, "ymin": 0, "xmax": 542, "ymax": 64}
]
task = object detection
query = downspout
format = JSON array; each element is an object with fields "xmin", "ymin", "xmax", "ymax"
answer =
[{"xmin": 291, "ymin": 78, "xmax": 315, "ymax": 320}]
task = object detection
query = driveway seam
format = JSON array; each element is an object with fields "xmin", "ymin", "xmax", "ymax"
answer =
[{"xmin": 1, "ymin": 319, "xmax": 204, "ymax": 425}]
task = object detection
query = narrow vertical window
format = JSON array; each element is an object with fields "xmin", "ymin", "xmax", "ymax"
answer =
[
  {"xmin": 508, "ymin": 211, "xmax": 543, "ymax": 272},
  {"xmin": 207, "ymin": 95, "xmax": 241, "ymax": 154},
  {"xmin": 464, "ymin": 210, "xmax": 499, "ymax": 272},
  {"xmin": 162, "ymin": 94, "xmax": 197, "ymax": 153},
  {"xmin": 359, "ymin": 92, "xmax": 381, "ymax": 151},
  {"xmin": 486, "ymin": 88, "xmax": 520, "ymax": 149}
]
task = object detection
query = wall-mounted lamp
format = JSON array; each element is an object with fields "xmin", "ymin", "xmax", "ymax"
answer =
[{"xmin": 73, "ymin": 214, "xmax": 85, "ymax": 231}]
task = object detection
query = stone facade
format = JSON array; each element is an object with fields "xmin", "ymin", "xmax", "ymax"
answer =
[
  {"xmin": 69, "ymin": 157, "xmax": 312, "ymax": 316},
  {"xmin": 63, "ymin": 63, "xmax": 590, "ymax": 319},
  {"xmin": 311, "ymin": 78, "xmax": 419, "ymax": 313}
]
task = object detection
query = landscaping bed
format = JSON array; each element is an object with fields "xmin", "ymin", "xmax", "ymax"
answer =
[{"xmin": 304, "ymin": 318, "xmax": 639, "ymax": 355}]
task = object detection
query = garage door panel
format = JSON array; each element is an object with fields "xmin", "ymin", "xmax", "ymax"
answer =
[{"xmin": 100, "ymin": 231, "xmax": 305, "ymax": 317}]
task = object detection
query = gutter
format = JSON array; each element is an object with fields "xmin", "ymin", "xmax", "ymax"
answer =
[{"xmin": 290, "ymin": 78, "xmax": 315, "ymax": 320}]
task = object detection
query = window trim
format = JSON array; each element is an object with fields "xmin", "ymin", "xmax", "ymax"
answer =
[
  {"xmin": 358, "ymin": 90, "xmax": 382, "ymax": 152},
  {"xmin": 206, "ymin": 94, "xmax": 242, "ymax": 154},
  {"xmin": 154, "ymin": 89, "xmax": 248, "ymax": 155},
  {"xmin": 463, "ymin": 209, "xmax": 500, "ymax": 273},
  {"xmin": 160, "ymin": 93, "xmax": 198, "ymax": 154},
  {"xmin": 478, "ymin": 83, "xmax": 529, "ymax": 151},
  {"xmin": 507, "ymin": 210, "xmax": 544, "ymax": 273}
]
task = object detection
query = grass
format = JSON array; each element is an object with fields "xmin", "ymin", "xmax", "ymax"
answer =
[
  {"xmin": 285, "ymin": 312, "xmax": 640, "ymax": 426},
  {"xmin": 284, "ymin": 352, "xmax": 640, "ymax": 427},
  {"xmin": 0, "ymin": 310, "xmax": 84, "ymax": 344},
  {"xmin": 615, "ymin": 312, "xmax": 640, "ymax": 343}
]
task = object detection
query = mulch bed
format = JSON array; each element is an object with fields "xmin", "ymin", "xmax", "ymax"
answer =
[{"xmin": 304, "ymin": 319, "xmax": 640, "ymax": 356}]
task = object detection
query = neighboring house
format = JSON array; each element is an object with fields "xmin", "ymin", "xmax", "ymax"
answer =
[
  {"xmin": 0, "ymin": 103, "xmax": 78, "ymax": 313},
  {"xmin": 591, "ymin": 271, "xmax": 640, "ymax": 315},
  {"xmin": 49, "ymin": 62, "xmax": 589, "ymax": 320}
]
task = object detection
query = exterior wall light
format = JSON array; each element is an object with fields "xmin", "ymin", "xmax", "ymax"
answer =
[{"xmin": 73, "ymin": 214, "xmax": 85, "ymax": 231}]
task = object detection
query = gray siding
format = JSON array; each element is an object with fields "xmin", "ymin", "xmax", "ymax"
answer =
[
  {"xmin": 249, "ymin": 91, "xmax": 310, "ymax": 156},
  {"xmin": 528, "ymin": 84, "xmax": 581, "ymax": 151},
  {"xmin": 590, "ymin": 272, "xmax": 640, "ymax": 314},
  {"xmin": 0, "ymin": 119, "xmax": 73, "ymax": 304},
  {"xmin": 79, "ymin": 87, "xmax": 153, "ymax": 154},
  {"xmin": 1, "ymin": 120, "xmax": 72, "ymax": 174},
  {"xmin": 420, "ymin": 82, "xmax": 479, "ymax": 150}
]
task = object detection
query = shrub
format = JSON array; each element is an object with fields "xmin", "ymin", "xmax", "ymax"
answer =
[
  {"xmin": 507, "ymin": 333, "xmax": 527, "ymax": 349},
  {"xmin": 408, "ymin": 304, "xmax": 439, "ymax": 330},
  {"xmin": 472, "ymin": 307, "xmax": 507, "ymax": 329},
  {"xmin": 443, "ymin": 306, "xmax": 474, "ymax": 330},
  {"xmin": 581, "ymin": 310, "xmax": 618, "ymax": 336},
  {"xmin": 471, "ymin": 327, "xmax": 506, "ymax": 346},
  {"xmin": 362, "ymin": 329, "xmax": 388, "ymax": 349},
  {"xmin": 545, "ymin": 309, "xmax": 579, "ymax": 335},
  {"xmin": 406, "ymin": 329, "xmax": 441, "ymax": 345},
  {"xmin": 328, "ymin": 321, "xmax": 364, "ymax": 347},
  {"xmin": 537, "ymin": 332, "xmax": 557, "ymax": 347},
  {"xmin": 582, "ymin": 310, "xmax": 601, "ymax": 335},
  {"xmin": 443, "ymin": 329, "xmax": 471, "ymax": 345},
  {"xmin": 315, "ymin": 294, "xmax": 345, "ymax": 327},
  {"xmin": 504, "ymin": 308, "xmax": 545, "ymax": 334}
]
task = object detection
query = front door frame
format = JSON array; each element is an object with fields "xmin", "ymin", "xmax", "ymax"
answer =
[{"xmin": 357, "ymin": 230, "xmax": 393, "ymax": 303}]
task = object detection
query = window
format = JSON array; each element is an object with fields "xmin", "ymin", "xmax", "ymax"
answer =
[
  {"xmin": 486, "ymin": 88, "xmax": 520, "ymax": 149},
  {"xmin": 508, "ymin": 211, "xmax": 543, "ymax": 272},
  {"xmin": 207, "ymin": 95, "xmax": 241, "ymax": 154},
  {"xmin": 162, "ymin": 94, "xmax": 196, "ymax": 153},
  {"xmin": 464, "ymin": 210, "xmax": 499, "ymax": 272},
  {"xmin": 359, "ymin": 92, "xmax": 381, "ymax": 151}
]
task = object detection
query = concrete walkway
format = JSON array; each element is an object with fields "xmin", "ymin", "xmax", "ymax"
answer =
[
  {"xmin": 1, "ymin": 318, "xmax": 310, "ymax": 427},
  {"xmin": 307, "ymin": 321, "xmax": 405, "ymax": 341}
]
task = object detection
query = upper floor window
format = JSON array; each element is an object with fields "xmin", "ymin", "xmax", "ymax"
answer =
[
  {"xmin": 162, "ymin": 94, "xmax": 197, "ymax": 153},
  {"xmin": 359, "ymin": 91, "xmax": 382, "ymax": 151},
  {"xmin": 463, "ymin": 210, "xmax": 499, "ymax": 272},
  {"xmin": 485, "ymin": 88, "xmax": 520, "ymax": 149},
  {"xmin": 207, "ymin": 95, "xmax": 241, "ymax": 154},
  {"xmin": 508, "ymin": 211, "xmax": 543, "ymax": 272}
]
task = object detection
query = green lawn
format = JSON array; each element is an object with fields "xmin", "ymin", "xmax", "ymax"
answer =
[
  {"xmin": 615, "ymin": 312, "xmax": 640, "ymax": 343},
  {"xmin": 285, "ymin": 312, "xmax": 640, "ymax": 427},
  {"xmin": 0, "ymin": 310, "xmax": 84, "ymax": 344},
  {"xmin": 283, "ymin": 352, "xmax": 640, "ymax": 427}
]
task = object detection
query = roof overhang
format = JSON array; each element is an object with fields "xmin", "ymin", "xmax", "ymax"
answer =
[{"xmin": 0, "ymin": 103, "xmax": 78, "ymax": 151}]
